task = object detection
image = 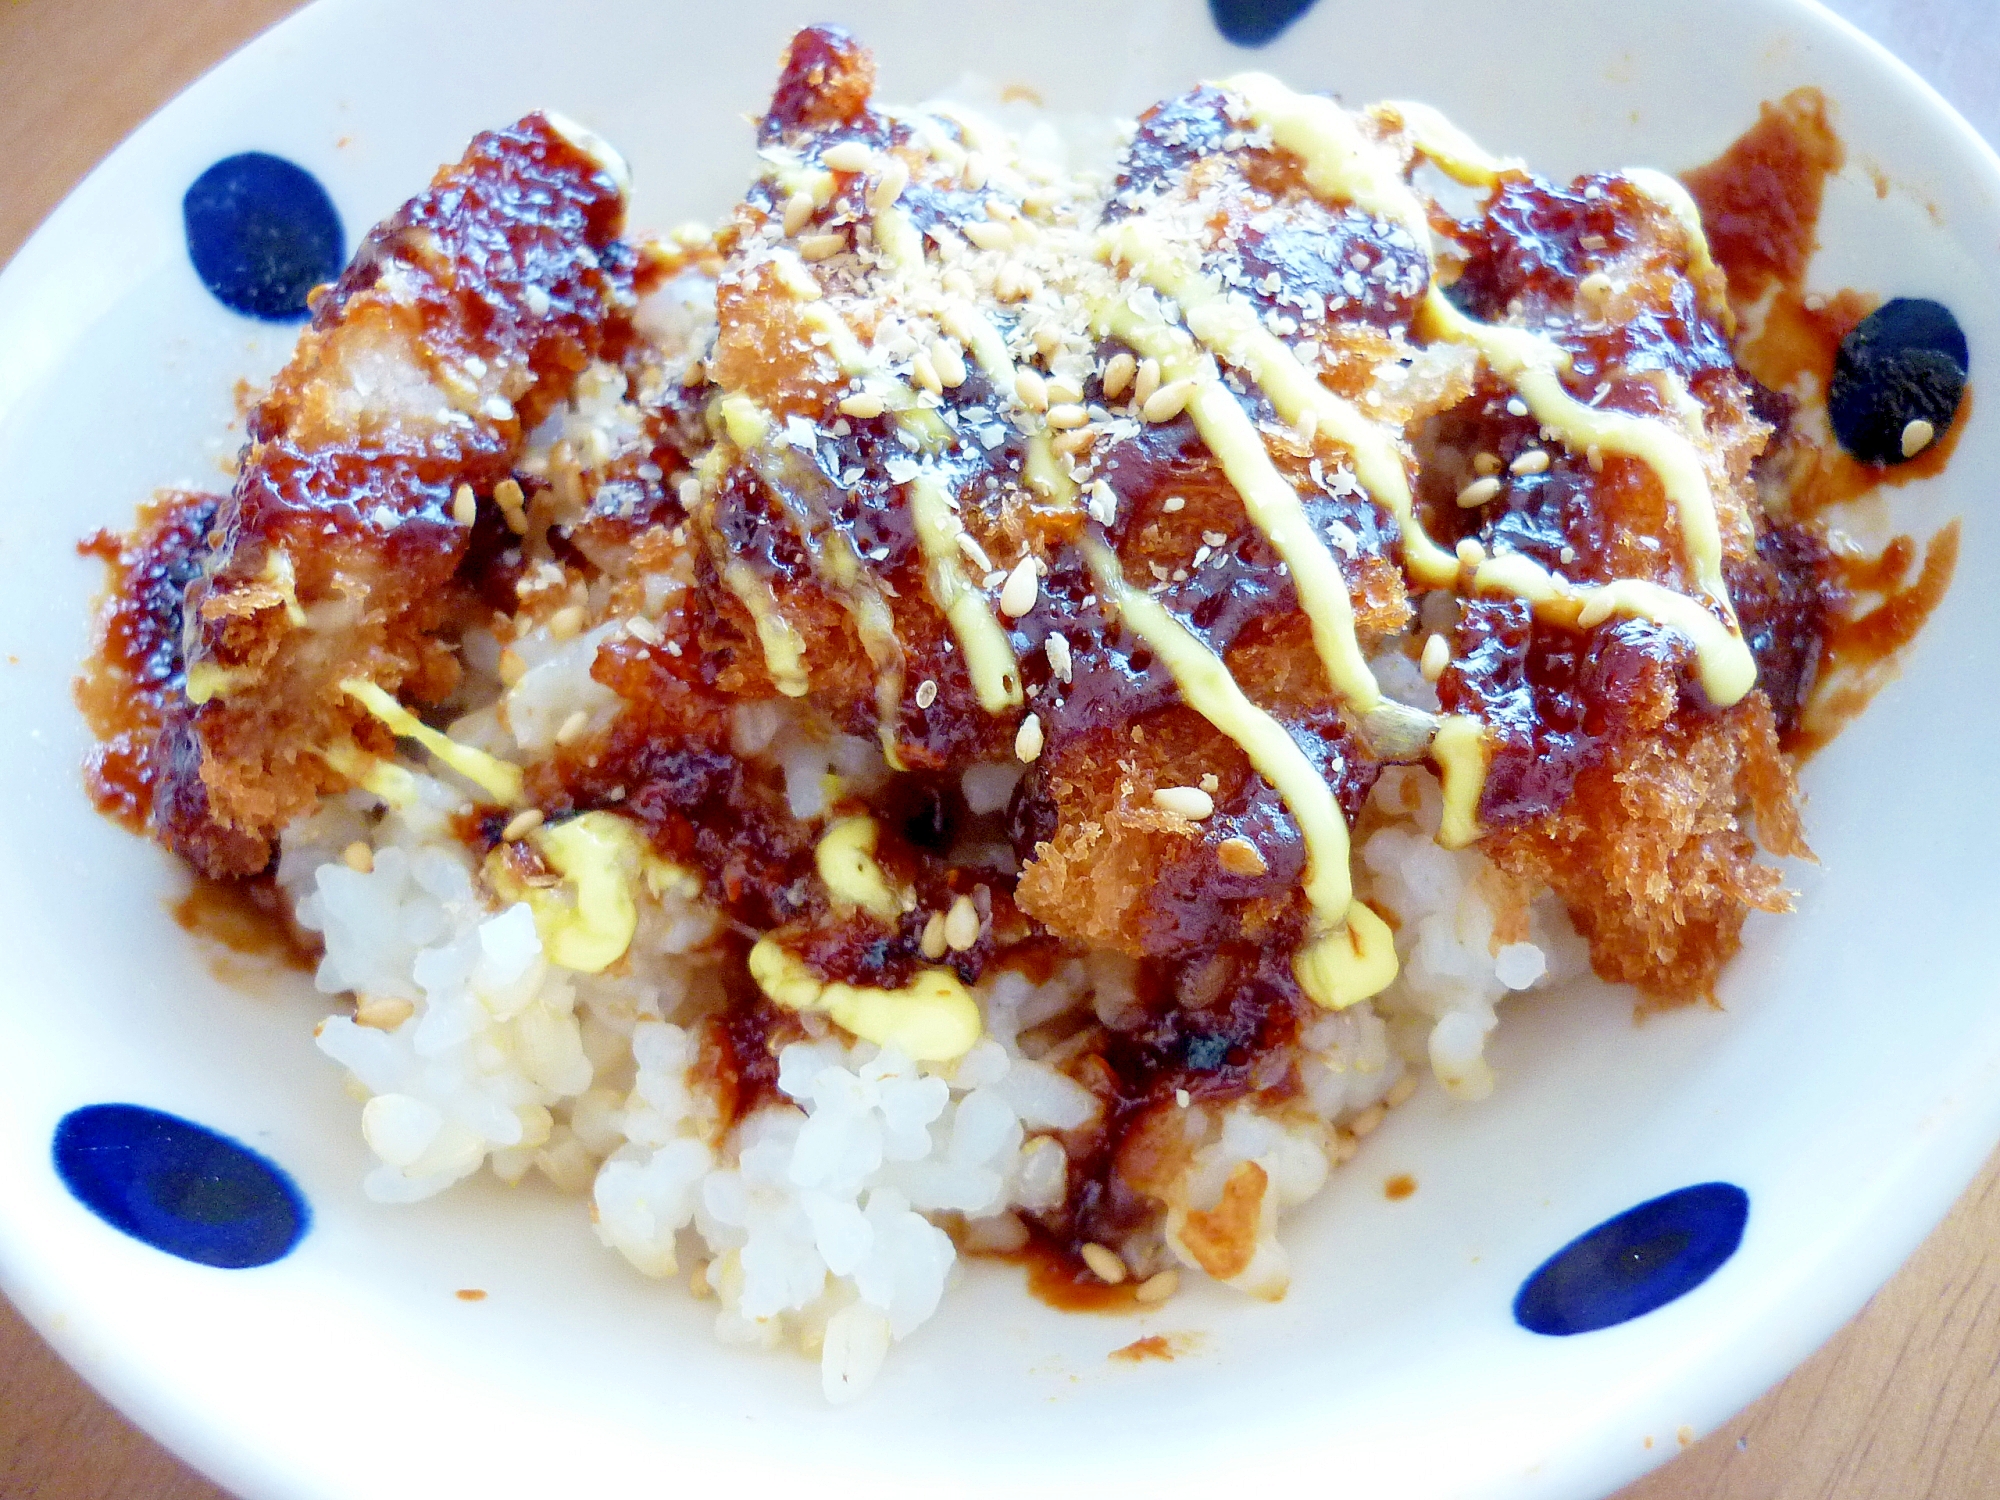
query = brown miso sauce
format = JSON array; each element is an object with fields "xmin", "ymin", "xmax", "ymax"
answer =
[
  {"xmin": 171, "ymin": 876, "xmax": 317, "ymax": 972},
  {"xmin": 1384, "ymin": 1173, "xmax": 1417, "ymax": 1201},
  {"xmin": 1682, "ymin": 88, "xmax": 1843, "ymax": 308},
  {"xmin": 1109, "ymin": 1334, "xmax": 1180, "ymax": 1362},
  {"xmin": 1683, "ymin": 86, "xmax": 1964, "ymax": 757},
  {"xmin": 995, "ymin": 1230, "xmax": 1141, "ymax": 1313},
  {"xmin": 1789, "ymin": 520, "xmax": 1960, "ymax": 757}
]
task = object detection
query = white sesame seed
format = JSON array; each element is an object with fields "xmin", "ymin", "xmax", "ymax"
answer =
[
  {"xmin": 837, "ymin": 391, "xmax": 885, "ymax": 419},
  {"xmin": 483, "ymin": 396, "xmax": 516, "ymax": 422},
  {"xmin": 452, "ymin": 484, "xmax": 477, "ymax": 527},
  {"xmin": 915, "ymin": 678, "xmax": 938, "ymax": 709},
  {"xmin": 1101, "ymin": 352, "xmax": 1137, "ymax": 399},
  {"xmin": 1015, "ymin": 368, "xmax": 1049, "ymax": 411},
  {"xmin": 1045, "ymin": 403, "xmax": 1089, "ymax": 429},
  {"xmin": 962, "ymin": 219, "xmax": 1012, "ymax": 252},
  {"xmin": 998, "ymin": 556, "xmax": 1040, "ymax": 617},
  {"xmin": 1455, "ymin": 537, "xmax": 1485, "ymax": 566},
  {"xmin": 1141, "ymin": 380, "xmax": 1195, "ymax": 423},
  {"xmin": 1510, "ymin": 448, "xmax": 1552, "ymax": 476},
  {"xmin": 1134, "ymin": 1269, "xmax": 1179, "ymax": 1303},
  {"xmin": 911, "ymin": 351, "xmax": 943, "ymax": 395},
  {"xmin": 821, "ymin": 140, "xmax": 873, "ymax": 173},
  {"xmin": 797, "ymin": 231, "xmax": 847, "ymax": 261},
  {"xmin": 1902, "ymin": 418, "xmax": 1936, "ymax": 458},
  {"xmin": 1506, "ymin": 396, "xmax": 1530, "ymax": 417},
  {"xmin": 1217, "ymin": 836, "xmax": 1267, "ymax": 877},
  {"xmin": 342, "ymin": 841, "xmax": 374, "ymax": 874},
  {"xmin": 1349, "ymin": 1103, "xmax": 1386, "ymax": 1139},
  {"xmin": 354, "ymin": 993, "xmax": 414, "ymax": 1031},
  {"xmin": 919, "ymin": 911, "xmax": 948, "ymax": 960},
  {"xmin": 1175, "ymin": 1088, "xmax": 1192, "ymax": 1108},
  {"xmin": 1472, "ymin": 451, "xmax": 1501, "ymax": 476},
  {"xmin": 1015, "ymin": 712, "xmax": 1044, "ymax": 763},
  {"xmin": 1045, "ymin": 633, "xmax": 1073, "ymax": 683},
  {"xmin": 1080, "ymin": 1243, "xmax": 1128, "ymax": 1284},
  {"xmin": 1134, "ymin": 358, "xmax": 1162, "ymax": 407},
  {"xmin": 495, "ymin": 478, "xmax": 529, "ymax": 535},
  {"xmin": 626, "ymin": 616, "xmax": 664, "ymax": 645},
  {"xmin": 943, "ymin": 894, "xmax": 981, "ymax": 951},
  {"xmin": 501, "ymin": 808, "xmax": 545, "ymax": 842},
  {"xmin": 1420, "ymin": 632, "xmax": 1451, "ymax": 682},
  {"xmin": 1457, "ymin": 475, "xmax": 1503, "ymax": 508},
  {"xmin": 554, "ymin": 709, "xmax": 590, "ymax": 746},
  {"xmin": 1162, "ymin": 495, "xmax": 1185, "ymax": 513},
  {"xmin": 868, "ymin": 156, "xmax": 910, "ymax": 214},
  {"xmin": 1046, "ymin": 376, "xmax": 1084, "ymax": 406},
  {"xmin": 961, "ymin": 152, "xmax": 989, "ymax": 191},
  {"xmin": 1052, "ymin": 427, "xmax": 1095, "ymax": 456},
  {"xmin": 1152, "ymin": 785, "xmax": 1215, "ymax": 820},
  {"xmin": 932, "ymin": 340, "xmax": 968, "ymax": 388},
  {"xmin": 956, "ymin": 531, "xmax": 994, "ymax": 572},
  {"xmin": 548, "ymin": 604, "xmax": 585, "ymax": 641},
  {"xmin": 782, "ymin": 191, "xmax": 814, "ymax": 237},
  {"xmin": 1585, "ymin": 445, "xmax": 1605, "ymax": 473},
  {"xmin": 1577, "ymin": 271, "xmax": 1614, "ymax": 308},
  {"xmin": 1086, "ymin": 480, "xmax": 1118, "ymax": 526}
]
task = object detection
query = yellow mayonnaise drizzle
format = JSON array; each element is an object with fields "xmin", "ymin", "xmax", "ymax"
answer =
[
  {"xmin": 1221, "ymin": 70, "xmax": 1754, "ymax": 710},
  {"xmin": 815, "ymin": 815, "xmax": 905, "ymax": 922},
  {"xmin": 723, "ymin": 240, "xmax": 1025, "ymax": 714},
  {"xmin": 748, "ymin": 936, "xmax": 983, "ymax": 1062},
  {"xmin": 321, "ymin": 740, "xmax": 419, "ymax": 809},
  {"xmin": 341, "ymin": 679, "xmax": 524, "ymax": 805},
  {"xmin": 1429, "ymin": 714, "xmax": 1490, "ymax": 849},
  {"xmin": 1084, "ymin": 541, "xmax": 1396, "ymax": 1008},
  {"xmin": 484, "ymin": 812, "xmax": 699, "ymax": 974}
]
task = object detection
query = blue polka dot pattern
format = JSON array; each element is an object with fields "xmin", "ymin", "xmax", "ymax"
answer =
[
  {"xmin": 1514, "ymin": 1183, "xmax": 1748, "ymax": 1336},
  {"xmin": 1209, "ymin": 0, "xmax": 1322, "ymax": 47},
  {"xmin": 182, "ymin": 153, "xmax": 344, "ymax": 321},
  {"xmin": 1829, "ymin": 297, "xmax": 1968, "ymax": 465},
  {"xmin": 54, "ymin": 1104, "xmax": 308, "ymax": 1270}
]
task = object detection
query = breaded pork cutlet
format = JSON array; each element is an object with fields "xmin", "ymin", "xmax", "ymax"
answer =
[{"xmin": 152, "ymin": 113, "xmax": 641, "ymax": 876}]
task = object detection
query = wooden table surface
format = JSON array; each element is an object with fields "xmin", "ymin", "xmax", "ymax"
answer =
[{"xmin": 3, "ymin": 0, "xmax": 1995, "ymax": 1495}]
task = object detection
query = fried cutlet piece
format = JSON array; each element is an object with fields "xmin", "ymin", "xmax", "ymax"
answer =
[
  {"xmin": 1486, "ymin": 693, "xmax": 1805, "ymax": 1004},
  {"xmin": 155, "ymin": 113, "xmax": 639, "ymax": 875},
  {"xmin": 1429, "ymin": 164, "xmax": 1821, "ymax": 1003}
]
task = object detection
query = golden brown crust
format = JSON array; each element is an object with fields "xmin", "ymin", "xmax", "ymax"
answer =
[
  {"xmin": 159, "ymin": 114, "xmax": 638, "ymax": 874},
  {"xmin": 1485, "ymin": 692, "xmax": 1803, "ymax": 1005}
]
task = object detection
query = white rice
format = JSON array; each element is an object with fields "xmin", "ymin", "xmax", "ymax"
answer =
[{"xmin": 278, "ymin": 679, "xmax": 1585, "ymax": 1399}]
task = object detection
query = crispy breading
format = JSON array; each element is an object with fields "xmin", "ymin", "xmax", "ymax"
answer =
[{"xmin": 157, "ymin": 114, "xmax": 638, "ymax": 874}]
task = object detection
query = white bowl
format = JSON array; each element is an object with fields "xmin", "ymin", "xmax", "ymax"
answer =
[{"xmin": 1, "ymin": 1, "xmax": 1995, "ymax": 1496}]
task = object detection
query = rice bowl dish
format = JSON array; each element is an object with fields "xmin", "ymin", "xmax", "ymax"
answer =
[{"xmin": 71, "ymin": 19, "xmax": 1963, "ymax": 1410}]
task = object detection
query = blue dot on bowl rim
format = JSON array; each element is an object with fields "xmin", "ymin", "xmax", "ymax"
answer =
[
  {"xmin": 1827, "ymin": 296, "xmax": 1968, "ymax": 466},
  {"xmin": 1209, "ymin": 0, "xmax": 1322, "ymax": 47},
  {"xmin": 1514, "ymin": 1182, "xmax": 1749, "ymax": 1337},
  {"xmin": 53, "ymin": 1104, "xmax": 308, "ymax": 1270},
  {"xmin": 182, "ymin": 152, "xmax": 344, "ymax": 322}
]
